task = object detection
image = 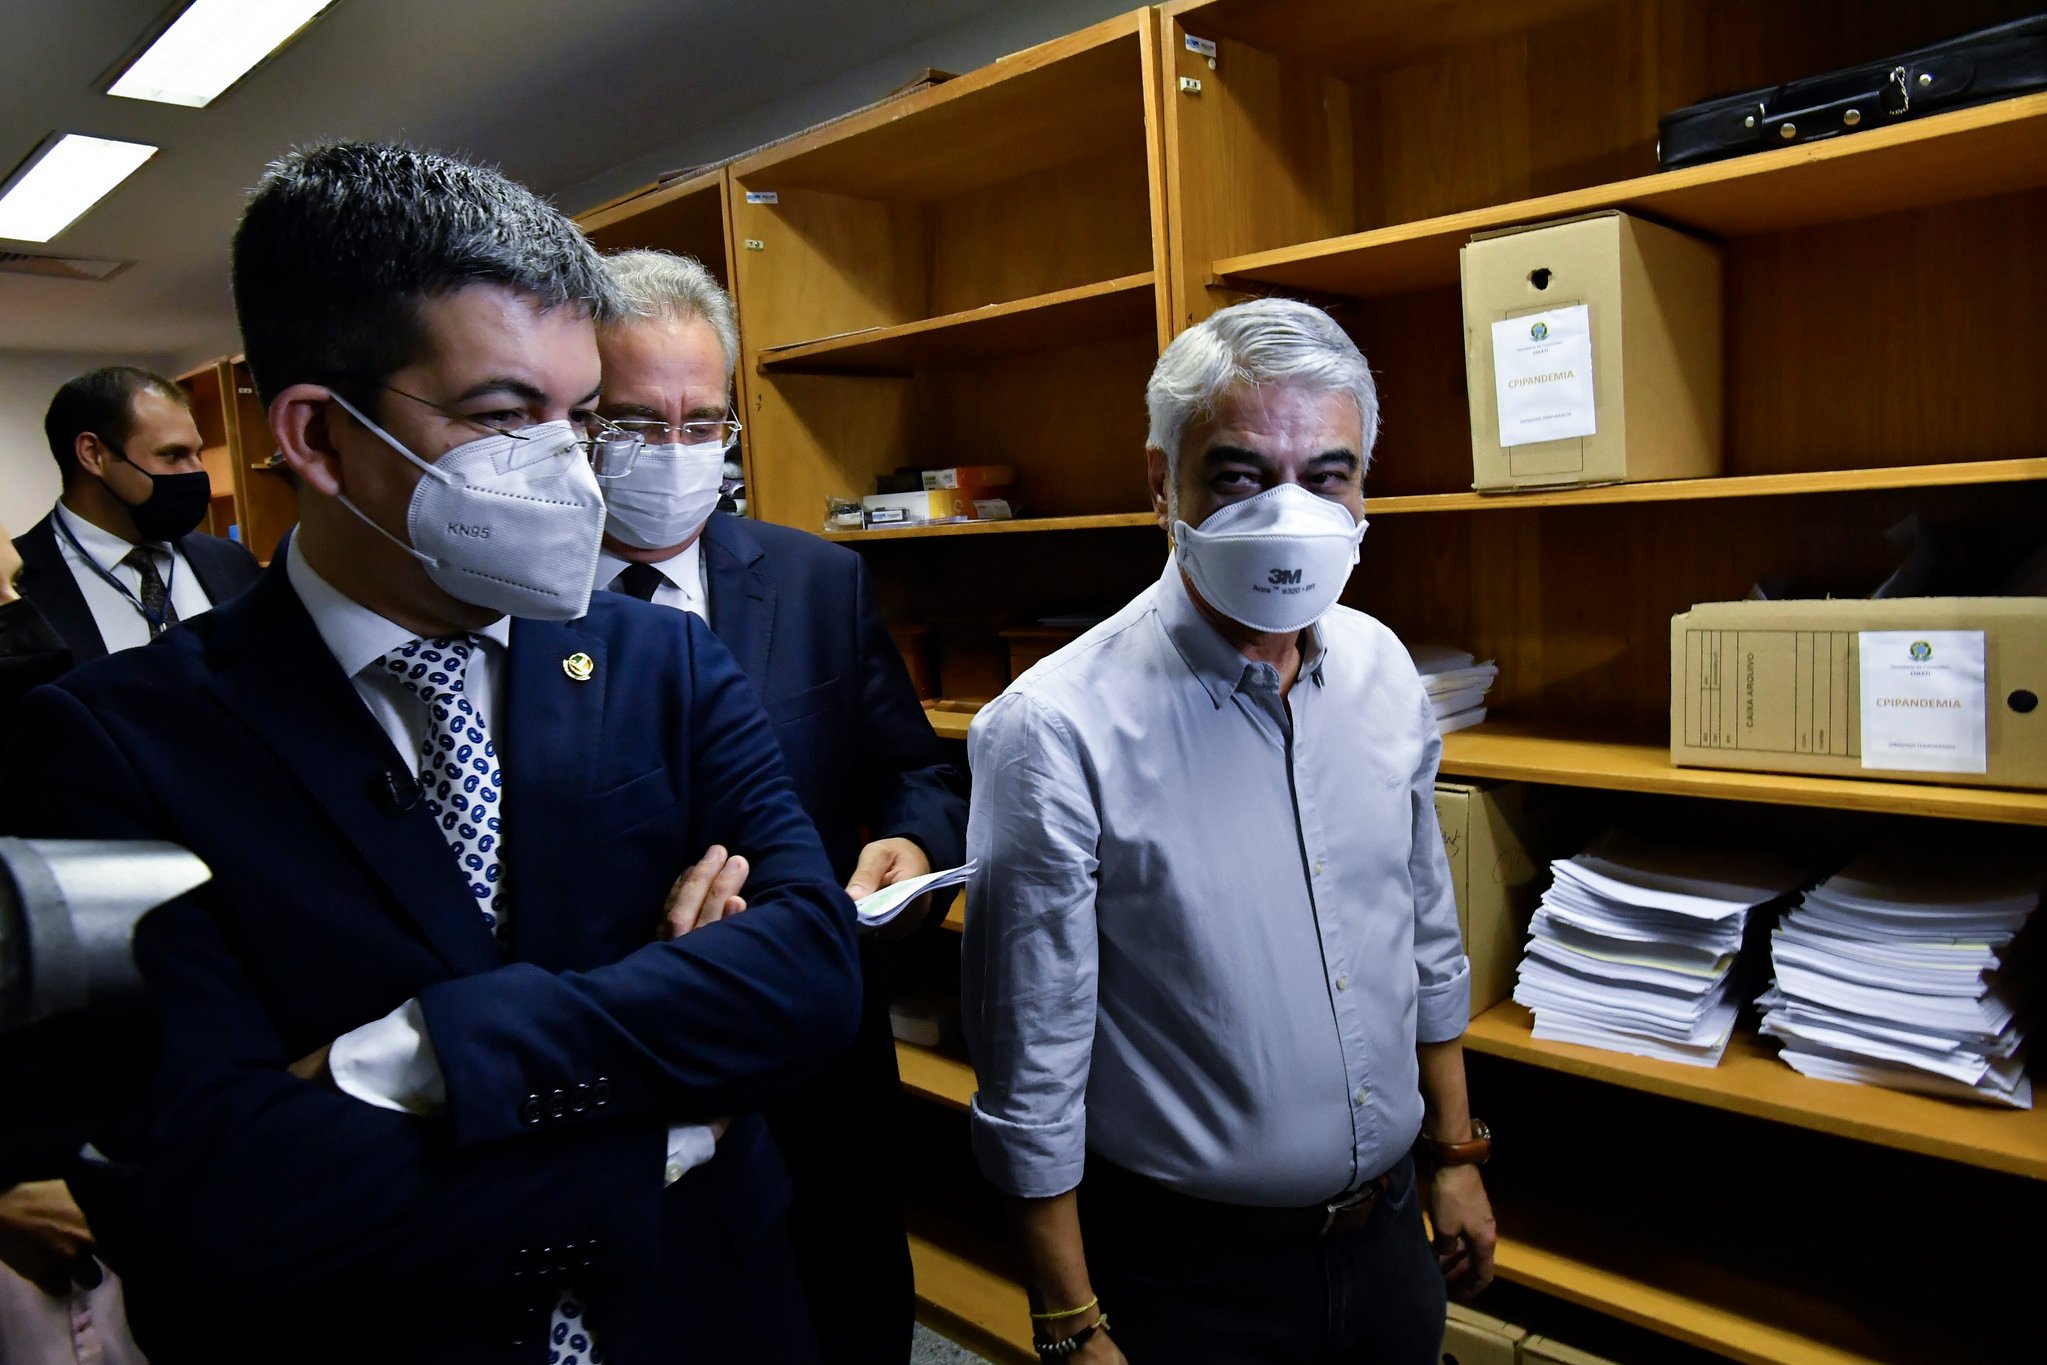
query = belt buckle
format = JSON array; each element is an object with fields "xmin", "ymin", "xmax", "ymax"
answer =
[{"xmin": 1319, "ymin": 1183, "xmax": 1377, "ymax": 1236}]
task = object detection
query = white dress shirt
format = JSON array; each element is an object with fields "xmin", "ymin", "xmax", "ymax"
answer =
[
  {"xmin": 597, "ymin": 540, "xmax": 709, "ymax": 622},
  {"xmin": 53, "ymin": 502, "xmax": 213, "ymax": 651},
  {"xmin": 291, "ymin": 539, "xmax": 715, "ymax": 1183}
]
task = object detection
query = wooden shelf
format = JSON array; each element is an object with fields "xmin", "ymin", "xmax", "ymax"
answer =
[
  {"xmin": 1438, "ymin": 724, "xmax": 2047, "ymax": 826},
  {"xmin": 734, "ymin": 13, "xmax": 1148, "ymax": 198},
  {"xmin": 824, "ymin": 512, "xmax": 1156, "ymax": 543},
  {"xmin": 1492, "ymin": 1236, "xmax": 1876, "ymax": 1365},
  {"xmin": 575, "ymin": 167, "xmax": 723, "ymax": 238},
  {"xmin": 1467, "ymin": 1001, "xmax": 2047, "ymax": 1181},
  {"xmin": 1366, "ymin": 457, "xmax": 2047, "ymax": 514},
  {"xmin": 1215, "ymin": 95, "xmax": 2047, "ymax": 299},
  {"xmin": 757, "ymin": 273, "xmax": 1157, "ymax": 375},
  {"xmin": 908, "ymin": 1233, "xmax": 1033, "ymax": 1364},
  {"xmin": 897, "ymin": 1040, "xmax": 975, "ymax": 1112},
  {"xmin": 941, "ymin": 890, "xmax": 966, "ymax": 933},
  {"xmin": 924, "ymin": 704, "xmax": 979, "ymax": 742},
  {"xmin": 894, "ymin": 1038, "xmax": 1880, "ymax": 1364}
]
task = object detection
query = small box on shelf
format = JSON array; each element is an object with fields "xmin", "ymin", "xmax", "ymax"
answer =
[{"xmin": 1461, "ymin": 212, "xmax": 1722, "ymax": 493}]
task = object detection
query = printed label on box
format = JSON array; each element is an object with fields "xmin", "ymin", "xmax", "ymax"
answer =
[
  {"xmin": 1858, "ymin": 630, "xmax": 1987, "ymax": 773},
  {"xmin": 1491, "ymin": 304, "xmax": 1597, "ymax": 448}
]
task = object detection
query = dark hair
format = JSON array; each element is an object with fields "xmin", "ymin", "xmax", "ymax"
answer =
[
  {"xmin": 44, "ymin": 366, "xmax": 190, "ymax": 484},
  {"xmin": 231, "ymin": 141, "xmax": 624, "ymax": 406}
]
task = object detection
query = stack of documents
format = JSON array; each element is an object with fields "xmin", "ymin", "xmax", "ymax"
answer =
[
  {"xmin": 1759, "ymin": 839, "xmax": 2042, "ymax": 1108},
  {"xmin": 855, "ymin": 860, "xmax": 976, "ymax": 931},
  {"xmin": 1513, "ymin": 833, "xmax": 1806, "ymax": 1067},
  {"xmin": 1409, "ymin": 645, "xmax": 1500, "ymax": 735}
]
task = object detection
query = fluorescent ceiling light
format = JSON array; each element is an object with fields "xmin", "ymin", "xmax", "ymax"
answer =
[
  {"xmin": 109, "ymin": 0, "xmax": 336, "ymax": 108},
  {"xmin": 0, "ymin": 135, "xmax": 159, "ymax": 243}
]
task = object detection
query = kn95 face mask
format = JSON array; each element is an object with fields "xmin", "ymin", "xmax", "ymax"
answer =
[
  {"xmin": 1174, "ymin": 483, "xmax": 1367, "ymax": 634},
  {"xmin": 329, "ymin": 391, "xmax": 607, "ymax": 621},
  {"xmin": 600, "ymin": 439, "xmax": 726, "ymax": 550}
]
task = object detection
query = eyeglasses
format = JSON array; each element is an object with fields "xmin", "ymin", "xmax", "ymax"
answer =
[
  {"xmin": 381, "ymin": 385, "xmax": 646, "ymax": 479},
  {"xmin": 602, "ymin": 417, "xmax": 744, "ymax": 449}
]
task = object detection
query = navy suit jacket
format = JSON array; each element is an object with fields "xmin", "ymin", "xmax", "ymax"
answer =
[
  {"xmin": 698, "ymin": 512, "xmax": 966, "ymax": 880},
  {"xmin": 3, "ymin": 560, "xmax": 861, "ymax": 1364},
  {"xmin": 11, "ymin": 509, "xmax": 262, "ymax": 664}
]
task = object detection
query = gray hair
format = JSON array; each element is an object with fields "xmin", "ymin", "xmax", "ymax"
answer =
[
  {"xmin": 601, "ymin": 249, "xmax": 740, "ymax": 381},
  {"xmin": 1145, "ymin": 297, "xmax": 1379, "ymax": 486}
]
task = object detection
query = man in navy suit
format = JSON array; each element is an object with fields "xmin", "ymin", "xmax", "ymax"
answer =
[
  {"xmin": 11, "ymin": 366, "xmax": 261, "ymax": 672},
  {"xmin": 590, "ymin": 250, "xmax": 968, "ymax": 1364},
  {"xmin": 3, "ymin": 142, "xmax": 860, "ymax": 1364}
]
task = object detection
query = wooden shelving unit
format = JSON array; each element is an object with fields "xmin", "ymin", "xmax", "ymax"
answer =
[
  {"xmin": 1467, "ymin": 1002, "xmax": 2047, "ymax": 1180},
  {"xmin": 176, "ymin": 356, "xmax": 293, "ymax": 564},
  {"xmin": 907, "ymin": 1233, "xmax": 1034, "ymax": 1364},
  {"xmin": 555, "ymin": 1, "xmax": 2047, "ymax": 1359},
  {"xmin": 825, "ymin": 511, "xmax": 1156, "ymax": 544},
  {"xmin": 757, "ymin": 273, "xmax": 1158, "ymax": 376},
  {"xmin": 1212, "ymin": 95, "xmax": 2047, "ymax": 300}
]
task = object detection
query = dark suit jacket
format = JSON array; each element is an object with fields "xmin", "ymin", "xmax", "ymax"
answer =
[
  {"xmin": 681, "ymin": 513, "xmax": 967, "ymax": 1363},
  {"xmin": 11, "ymin": 509, "xmax": 262, "ymax": 665},
  {"xmin": 698, "ymin": 512, "xmax": 966, "ymax": 880},
  {"xmin": 3, "ymin": 560, "xmax": 862, "ymax": 1364}
]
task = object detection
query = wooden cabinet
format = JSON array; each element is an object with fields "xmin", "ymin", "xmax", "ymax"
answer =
[
  {"xmin": 175, "ymin": 356, "xmax": 293, "ymax": 564},
  {"xmin": 575, "ymin": 4, "xmax": 2047, "ymax": 1358}
]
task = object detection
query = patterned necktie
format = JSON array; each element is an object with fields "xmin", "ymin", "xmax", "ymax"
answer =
[
  {"xmin": 122, "ymin": 547, "xmax": 177, "ymax": 636},
  {"xmin": 375, "ymin": 637, "xmax": 507, "ymax": 944},
  {"xmin": 612, "ymin": 562, "xmax": 665, "ymax": 602},
  {"xmin": 372, "ymin": 637, "xmax": 600, "ymax": 1362}
]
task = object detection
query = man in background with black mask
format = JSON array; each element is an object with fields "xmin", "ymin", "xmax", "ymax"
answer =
[{"xmin": 11, "ymin": 367, "xmax": 260, "ymax": 671}]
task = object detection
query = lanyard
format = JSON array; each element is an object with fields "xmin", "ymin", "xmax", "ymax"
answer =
[{"xmin": 55, "ymin": 512, "xmax": 179, "ymax": 637}]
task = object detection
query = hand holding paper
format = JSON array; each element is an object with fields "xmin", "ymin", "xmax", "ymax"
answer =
[{"xmin": 855, "ymin": 861, "xmax": 977, "ymax": 930}]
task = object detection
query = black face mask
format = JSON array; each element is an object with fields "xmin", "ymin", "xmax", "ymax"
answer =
[{"xmin": 107, "ymin": 449, "xmax": 212, "ymax": 542}]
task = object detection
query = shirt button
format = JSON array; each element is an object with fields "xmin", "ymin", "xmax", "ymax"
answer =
[
  {"xmin": 1335, "ymin": 975, "xmax": 1348, "ymax": 991},
  {"xmin": 1354, "ymin": 1087, "xmax": 1369, "ymax": 1107},
  {"xmin": 664, "ymin": 1161, "xmax": 685, "ymax": 1185},
  {"xmin": 1315, "ymin": 862, "xmax": 1325, "ymax": 876}
]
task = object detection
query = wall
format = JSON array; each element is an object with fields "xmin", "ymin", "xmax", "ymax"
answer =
[
  {"xmin": 554, "ymin": 0, "xmax": 1140, "ymax": 215},
  {"xmin": 0, "ymin": 350, "xmax": 182, "ymax": 533}
]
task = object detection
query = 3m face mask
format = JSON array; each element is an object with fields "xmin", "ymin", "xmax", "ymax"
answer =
[
  {"xmin": 601, "ymin": 440, "xmax": 726, "ymax": 550},
  {"xmin": 330, "ymin": 392, "xmax": 607, "ymax": 621},
  {"xmin": 1174, "ymin": 483, "xmax": 1368, "ymax": 634}
]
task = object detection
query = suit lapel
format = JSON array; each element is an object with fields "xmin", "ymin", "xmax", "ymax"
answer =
[
  {"xmin": 702, "ymin": 514, "xmax": 776, "ymax": 689},
  {"xmin": 205, "ymin": 565, "xmax": 506, "ymax": 976},
  {"xmin": 15, "ymin": 514, "xmax": 108, "ymax": 662},
  {"xmin": 180, "ymin": 534, "xmax": 253, "ymax": 606},
  {"xmin": 499, "ymin": 617, "xmax": 607, "ymax": 971}
]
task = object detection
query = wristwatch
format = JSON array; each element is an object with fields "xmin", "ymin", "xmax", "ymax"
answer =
[{"xmin": 1420, "ymin": 1118, "xmax": 1491, "ymax": 1167}]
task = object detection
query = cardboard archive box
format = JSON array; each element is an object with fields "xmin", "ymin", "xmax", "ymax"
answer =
[
  {"xmin": 1433, "ymin": 781, "xmax": 1553, "ymax": 1015},
  {"xmin": 1671, "ymin": 598, "xmax": 2047, "ymax": 789},
  {"xmin": 1439, "ymin": 1304, "xmax": 1524, "ymax": 1365},
  {"xmin": 1461, "ymin": 210, "xmax": 1722, "ymax": 492}
]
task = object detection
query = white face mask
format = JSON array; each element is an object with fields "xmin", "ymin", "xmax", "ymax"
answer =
[
  {"xmin": 329, "ymin": 392, "xmax": 607, "ymax": 621},
  {"xmin": 601, "ymin": 440, "xmax": 726, "ymax": 550},
  {"xmin": 1173, "ymin": 483, "xmax": 1368, "ymax": 634}
]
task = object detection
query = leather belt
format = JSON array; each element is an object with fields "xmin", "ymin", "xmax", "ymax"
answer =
[{"xmin": 1082, "ymin": 1156, "xmax": 1404, "ymax": 1241}]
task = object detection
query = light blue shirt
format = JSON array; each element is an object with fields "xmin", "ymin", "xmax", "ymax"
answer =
[{"xmin": 961, "ymin": 560, "xmax": 1470, "ymax": 1207}]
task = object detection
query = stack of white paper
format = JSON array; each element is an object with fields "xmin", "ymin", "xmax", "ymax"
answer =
[
  {"xmin": 1409, "ymin": 644, "xmax": 1500, "ymax": 735},
  {"xmin": 1513, "ymin": 833, "xmax": 1806, "ymax": 1067},
  {"xmin": 1759, "ymin": 840, "xmax": 2042, "ymax": 1108}
]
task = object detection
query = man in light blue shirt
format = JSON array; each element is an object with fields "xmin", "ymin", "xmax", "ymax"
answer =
[{"xmin": 962, "ymin": 298, "xmax": 1495, "ymax": 1364}]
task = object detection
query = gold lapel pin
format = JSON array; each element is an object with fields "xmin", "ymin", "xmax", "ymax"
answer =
[{"xmin": 563, "ymin": 652, "xmax": 595, "ymax": 682}]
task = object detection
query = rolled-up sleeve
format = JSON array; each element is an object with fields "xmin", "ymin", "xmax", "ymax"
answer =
[
  {"xmin": 959, "ymin": 691, "xmax": 1101, "ymax": 1199},
  {"xmin": 1409, "ymin": 691, "xmax": 1471, "ymax": 1043}
]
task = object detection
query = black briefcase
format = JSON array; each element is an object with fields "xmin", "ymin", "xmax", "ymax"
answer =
[{"xmin": 1657, "ymin": 14, "xmax": 2047, "ymax": 170}]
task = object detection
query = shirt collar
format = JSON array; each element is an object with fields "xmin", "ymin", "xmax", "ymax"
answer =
[
  {"xmin": 596, "ymin": 539, "xmax": 702, "ymax": 596},
  {"xmin": 1154, "ymin": 557, "xmax": 1331, "ymax": 708},
  {"xmin": 286, "ymin": 533, "xmax": 511, "ymax": 680},
  {"xmin": 55, "ymin": 501, "xmax": 162, "ymax": 568}
]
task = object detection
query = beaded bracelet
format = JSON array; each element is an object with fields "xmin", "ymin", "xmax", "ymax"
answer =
[{"xmin": 1035, "ymin": 1314, "xmax": 1109, "ymax": 1360}]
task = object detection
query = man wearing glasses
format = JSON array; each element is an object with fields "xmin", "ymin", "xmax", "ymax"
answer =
[
  {"xmin": 4, "ymin": 143, "xmax": 860, "ymax": 1364},
  {"xmin": 590, "ymin": 249, "xmax": 967, "ymax": 1365}
]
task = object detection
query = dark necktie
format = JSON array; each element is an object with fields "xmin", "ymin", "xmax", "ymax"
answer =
[
  {"xmin": 123, "ymin": 548, "xmax": 177, "ymax": 636},
  {"xmin": 614, "ymin": 562, "xmax": 666, "ymax": 602}
]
